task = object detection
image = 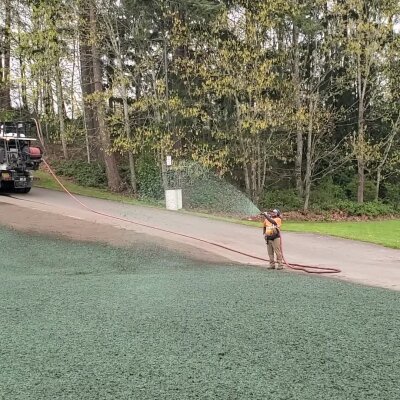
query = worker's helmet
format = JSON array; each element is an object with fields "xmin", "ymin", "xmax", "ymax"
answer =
[{"xmin": 271, "ymin": 208, "xmax": 281, "ymax": 217}]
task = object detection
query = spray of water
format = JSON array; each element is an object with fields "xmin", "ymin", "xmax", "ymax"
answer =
[{"xmin": 166, "ymin": 162, "xmax": 260, "ymax": 217}]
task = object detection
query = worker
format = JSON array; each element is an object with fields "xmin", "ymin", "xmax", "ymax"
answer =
[{"xmin": 262, "ymin": 209, "xmax": 283, "ymax": 270}]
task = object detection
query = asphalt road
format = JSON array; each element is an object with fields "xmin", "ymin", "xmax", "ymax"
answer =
[{"xmin": 1, "ymin": 188, "xmax": 400, "ymax": 290}]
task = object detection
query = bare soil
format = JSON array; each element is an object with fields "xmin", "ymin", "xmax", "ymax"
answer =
[
  {"xmin": 2, "ymin": 189, "xmax": 400, "ymax": 291},
  {"xmin": 0, "ymin": 202, "xmax": 228, "ymax": 265}
]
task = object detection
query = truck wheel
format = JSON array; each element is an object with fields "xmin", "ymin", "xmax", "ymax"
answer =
[{"xmin": 15, "ymin": 187, "xmax": 31, "ymax": 194}]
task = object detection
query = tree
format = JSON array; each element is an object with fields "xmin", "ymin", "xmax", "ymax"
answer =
[
  {"xmin": 337, "ymin": 0, "xmax": 397, "ymax": 203},
  {"xmin": 88, "ymin": 0, "xmax": 123, "ymax": 191},
  {"xmin": 0, "ymin": 0, "xmax": 12, "ymax": 112},
  {"xmin": 171, "ymin": 1, "xmax": 294, "ymax": 202},
  {"xmin": 3, "ymin": 0, "xmax": 400, "ymax": 212},
  {"xmin": 101, "ymin": 0, "xmax": 138, "ymax": 192}
]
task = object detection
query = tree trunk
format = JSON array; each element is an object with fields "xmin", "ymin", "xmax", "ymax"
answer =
[
  {"xmin": 293, "ymin": 24, "xmax": 303, "ymax": 197},
  {"xmin": 121, "ymin": 80, "xmax": 137, "ymax": 193},
  {"xmin": 107, "ymin": 15, "xmax": 138, "ymax": 193},
  {"xmin": 375, "ymin": 168, "xmax": 381, "ymax": 202},
  {"xmin": 79, "ymin": 4, "xmax": 99, "ymax": 162},
  {"xmin": 55, "ymin": 62, "xmax": 68, "ymax": 159},
  {"xmin": 79, "ymin": 40, "xmax": 96, "ymax": 162},
  {"xmin": 90, "ymin": 2, "xmax": 122, "ymax": 192},
  {"xmin": 243, "ymin": 161, "xmax": 251, "ymax": 198},
  {"xmin": 357, "ymin": 154, "xmax": 365, "ymax": 203},
  {"xmin": 16, "ymin": 13, "xmax": 29, "ymax": 112},
  {"xmin": 32, "ymin": 74, "xmax": 40, "ymax": 115},
  {"xmin": 82, "ymin": 106, "xmax": 91, "ymax": 164},
  {"xmin": 43, "ymin": 77, "xmax": 54, "ymax": 117},
  {"xmin": 251, "ymin": 160, "xmax": 257, "ymax": 202},
  {"xmin": 357, "ymin": 54, "xmax": 365, "ymax": 204},
  {"xmin": 107, "ymin": 23, "xmax": 138, "ymax": 193},
  {"xmin": 150, "ymin": 69, "xmax": 167, "ymax": 190},
  {"xmin": 79, "ymin": 0, "xmax": 101, "ymax": 161},
  {"xmin": 303, "ymin": 99, "xmax": 314, "ymax": 212},
  {"xmin": 0, "ymin": 0, "xmax": 12, "ymax": 110},
  {"xmin": 19, "ymin": 56, "xmax": 28, "ymax": 111},
  {"xmin": 375, "ymin": 117, "xmax": 399, "ymax": 201},
  {"xmin": 0, "ymin": 49, "xmax": 3, "ymax": 109}
]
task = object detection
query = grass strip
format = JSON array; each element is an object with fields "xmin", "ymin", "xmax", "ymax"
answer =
[{"xmin": 284, "ymin": 220, "xmax": 400, "ymax": 249}]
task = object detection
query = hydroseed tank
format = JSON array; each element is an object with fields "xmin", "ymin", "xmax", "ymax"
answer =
[{"xmin": 0, "ymin": 121, "xmax": 43, "ymax": 193}]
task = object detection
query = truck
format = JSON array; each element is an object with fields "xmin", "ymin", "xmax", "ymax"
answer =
[{"xmin": 0, "ymin": 121, "xmax": 43, "ymax": 193}]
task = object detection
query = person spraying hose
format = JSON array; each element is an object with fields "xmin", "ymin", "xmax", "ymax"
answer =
[{"xmin": 262, "ymin": 209, "xmax": 283, "ymax": 270}]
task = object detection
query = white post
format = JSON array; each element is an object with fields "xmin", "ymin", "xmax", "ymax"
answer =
[
  {"xmin": 165, "ymin": 189, "xmax": 182, "ymax": 211},
  {"xmin": 176, "ymin": 189, "xmax": 182, "ymax": 209},
  {"xmin": 164, "ymin": 155, "xmax": 182, "ymax": 210}
]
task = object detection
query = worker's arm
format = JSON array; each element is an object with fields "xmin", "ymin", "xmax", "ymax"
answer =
[
  {"xmin": 262, "ymin": 213, "xmax": 277, "ymax": 236},
  {"xmin": 264, "ymin": 214, "xmax": 278, "ymax": 226}
]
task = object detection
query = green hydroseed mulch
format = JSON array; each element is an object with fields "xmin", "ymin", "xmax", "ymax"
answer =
[{"xmin": 1, "ymin": 229, "xmax": 399, "ymax": 400}]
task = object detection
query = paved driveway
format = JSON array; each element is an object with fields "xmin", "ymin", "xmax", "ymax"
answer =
[{"xmin": 1, "ymin": 188, "xmax": 399, "ymax": 290}]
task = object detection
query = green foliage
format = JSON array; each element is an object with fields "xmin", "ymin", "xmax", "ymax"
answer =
[
  {"xmin": 53, "ymin": 160, "xmax": 107, "ymax": 188},
  {"xmin": 259, "ymin": 177, "xmax": 399, "ymax": 217},
  {"xmin": 318, "ymin": 200, "xmax": 396, "ymax": 218},
  {"xmin": 260, "ymin": 189, "xmax": 303, "ymax": 211},
  {"xmin": 136, "ymin": 156, "xmax": 164, "ymax": 200},
  {"xmin": 34, "ymin": 170, "xmax": 147, "ymax": 206},
  {"xmin": 6, "ymin": 0, "xmax": 400, "ymax": 214},
  {"xmin": 307, "ymin": 177, "xmax": 398, "ymax": 216},
  {"xmin": 0, "ymin": 110, "xmax": 17, "ymax": 121},
  {"xmin": 310, "ymin": 179, "xmax": 346, "ymax": 206},
  {"xmin": 345, "ymin": 178, "xmax": 377, "ymax": 203},
  {"xmin": 383, "ymin": 183, "xmax": 400, "ymax": 210}
]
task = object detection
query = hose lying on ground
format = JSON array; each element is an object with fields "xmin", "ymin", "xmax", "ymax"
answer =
[{"xmin": 40, "ymin": 158, "xmax": 341, "ymax": 275}]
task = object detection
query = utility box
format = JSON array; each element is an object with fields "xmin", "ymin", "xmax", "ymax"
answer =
[
  {"xmin": 165, "ymin": 189, "xmax": 182, "ymax": 211},
  {"xmin": 164, "ymin": 156, "xmax": 183, "ymax": 211}
]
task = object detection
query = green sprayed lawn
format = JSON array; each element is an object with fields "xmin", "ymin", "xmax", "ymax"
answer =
[
  {"xmin": 1, "ymin": 229, "xmax": 399, "ymax": 400},
  {"xmin": 284, "ymin": 220, "xmax": 400, "ymax": 249}
]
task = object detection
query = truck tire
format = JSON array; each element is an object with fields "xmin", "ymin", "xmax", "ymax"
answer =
[{"xmin": 15, "ymin": 187, "xmax": 31, "ymax": 194}]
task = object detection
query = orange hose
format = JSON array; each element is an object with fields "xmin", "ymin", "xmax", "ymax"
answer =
[
  {"xmin": 280, "ymin": 233, "xmax": 341, "ymax": 274},
  {"xmin": 41, "ymin": 159, "xmax": 341, "ymax": 275}
]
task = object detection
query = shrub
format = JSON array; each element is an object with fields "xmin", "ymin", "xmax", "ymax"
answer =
[
  {"xmin": 260, "ymin": 189, "xmax": 302, "ymax": 211},
  {"xmin": 136, "ymin": 156, "xmax": 164, "ymax": 200},
  {"xmin": 310, "ymin": 178, "xmax": 346, "ymax": 208},
  {"xmin": 345, "ymin": 178, "xmax": 377, "ymax": 202},
  {"xmin": 333, "ymin": 200, "xmax": 395, "ymax": 217},
  {"xmin": 53, "ymin": 160, "xmax": 106, "ymax": 188},
  {"xmin": 383, "ymin": 183, "xmax": 400, "ymax": 210}
]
